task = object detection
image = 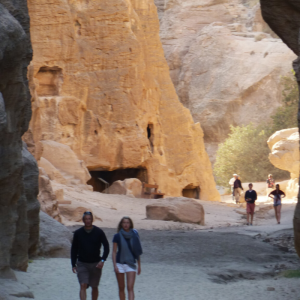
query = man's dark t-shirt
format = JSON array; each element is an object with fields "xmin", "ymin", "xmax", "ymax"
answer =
[
  {"xmin": 245, "ymin": 190, "xmax": 257, "ymax": 204},
  {"xmin": 71, "ymin": 226, "xmax": 109, "ymax": 267}
]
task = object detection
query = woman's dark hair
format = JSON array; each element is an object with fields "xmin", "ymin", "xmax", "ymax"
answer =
[
  {"xmin": 276, "ymin": 184, "xmax": 280, "ymax": 188},
  {"xmin": 117, "ymin": 217, "xmax": 134, "ymax": 232}
]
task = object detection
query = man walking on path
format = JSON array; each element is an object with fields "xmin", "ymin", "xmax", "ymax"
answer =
[
  {"xmin": 71, "ymin": 211, "xmax": 110, "ymax": 300},
  {"xmin": 233, "ymin": 174, "xmax": 243, "ymax": 204},
  {"xmin": 229, "ymin": 174, "xmax": 236, "ymax": 201},
  {"xmin": 245, "ymin": 183, "xmax": 257, "ymax": 225}
]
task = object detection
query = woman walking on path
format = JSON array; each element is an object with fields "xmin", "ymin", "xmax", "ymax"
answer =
[
  {"xmin": 112, "ymin": 217, "xmax": 143, "ymax": 300},
  {"xmin": 268, "ymin": 184, "xmax": 286, "ymax": 224}
]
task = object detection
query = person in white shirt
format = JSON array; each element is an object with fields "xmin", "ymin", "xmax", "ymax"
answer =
[{"xmin": 229, "ymin": 174, "xmax": 237, "ymax": 201}]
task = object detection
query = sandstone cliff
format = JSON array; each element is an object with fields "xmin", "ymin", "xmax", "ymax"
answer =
[
  {"xmin": 155, "ymin": 0, "xmax": 296, "ymax": 161},
  {"xmin": 24, "ymin": 0, "xmax": 220, "ymax": 201},
  {"xmin": 260, "ymin": 0, "xmax": 300, "ymax": 257},
  {"xmin": 268, "ymin": 128, "xmax": 299, "ymax": 199},
  {"xmin": 0, "ymin": 0, "xmax": 39, "ymax": 277}
]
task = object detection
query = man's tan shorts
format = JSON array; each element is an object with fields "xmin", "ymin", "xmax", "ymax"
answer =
[{"xmin": 77, "ymin": 261, "xmax": 102, "ymax": 287}]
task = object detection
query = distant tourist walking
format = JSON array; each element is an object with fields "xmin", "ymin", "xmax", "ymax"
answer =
[
  {"xmin": 269, "ymin": 184, "xmax": 286, "ymax": 224},
  {"xmin": 229, "ymin": 174, "xmax": 237, "ymax": 200},
  {"xmin": 71, "ymin": 211, "xmax": 110, "ymax": 300},
  {"xmin": 245, "ymin": 183, "xmax": 257, "ymax": 225},
  {"xmin": 113, "ymin": 217, "xmax": 143, "ymax": 300},
  {"xmin": 266, "ymin": 174, "xmax": 275, "ymax": 198},
  {"xmin": 233, "ymin": 174, "xmax": 243, "ymax": 204}
]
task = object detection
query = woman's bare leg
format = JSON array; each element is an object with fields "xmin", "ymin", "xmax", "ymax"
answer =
[
  {"xmin": 126, "ymin": 272, "xmax": 136, "ymax": 300},
  {"xmin": 274, "ymin": 206, "xmax": 278, "ymax": 223},
  {"xmin": 116, "ymin": 273, "xmax": 125, "ymax": 300},
  {"xmin": 277, "ymin": 205, "xmax": 282, "ymax": 223}
]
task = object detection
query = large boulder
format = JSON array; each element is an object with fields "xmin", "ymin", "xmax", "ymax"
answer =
[
  {"xmin": 146, "ymin": 198, "xmax": 205, "ymax": 225},
  {"xmin": 105, "ymin": 178, "xmax": 142, "ymax": 198},
  {"xmin": 0, "ymin": 0, "xmax": 40, "ymax": 277},
  {"xmin": 267, "ymin": 128, "xmax": 299, "ymax": 199},
  {"xmin": 260, "ymin": 0, "xmax": 300, "ymax": 257},
  {"xmin": 38, "ymin": 211, "xmax": 72, "ymax": 258}
]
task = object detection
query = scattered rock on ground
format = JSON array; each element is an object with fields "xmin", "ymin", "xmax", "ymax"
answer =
[{"xmin": 146, "ymin": 198, "xmax": 205, "ymax": 225}]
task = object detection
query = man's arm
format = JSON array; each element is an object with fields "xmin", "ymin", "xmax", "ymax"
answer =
[
  {"xmin": 71, "ymin": 231, "xmax": 79, "ymax": 268},
  {"xmin": 101, "ymin": 230, "xmax": 110, "ymax": 261},
  {"xmin": 254, "ymin": 191, "xmax": 257, "ymax": 201}
]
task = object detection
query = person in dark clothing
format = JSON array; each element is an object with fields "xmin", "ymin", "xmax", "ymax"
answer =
[
  {"xmin": 233, "ymin": 175, "xmax": 243, "ymax": 204},
  {"xmin": 71, "ymin": 211, "xmax": 110, "ymax": 300},
  {"xmin": 269, "ymin": 184, "xmax": 286, "ymax": 224},
  {"xmin": 245, "ymin": 183, "xmax": 257, "ymax": 226}
]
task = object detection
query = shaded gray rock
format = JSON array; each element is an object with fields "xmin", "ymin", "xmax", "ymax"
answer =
[
  {"xmin": 0, "ymin": 0, "xmax": 38, "ymax": 277},
  {"xmin": 38, "ymin": 211, "xmax": 71, "ymax": 258}
]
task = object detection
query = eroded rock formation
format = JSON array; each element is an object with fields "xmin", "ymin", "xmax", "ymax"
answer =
[
  {"xmin": 260, "ymin": 0, "xmax": 300, "ymax": 257},
  {"xmin": 0, "ymin": 0, "xmax": 40, "ymax": 278},
  {"xmin": 156, "ymin": 0, "xmax": 296, "ymax": 161},
  {"xmin": 24, "ymin": 0, "xmax": 220, "ymax": 201},
  {"xmin": 268, "ymin": 128, "xmax": 299, "ymax": 199}
]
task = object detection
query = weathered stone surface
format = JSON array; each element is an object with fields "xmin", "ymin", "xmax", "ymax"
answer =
[
  {"xmin": 0, "ymin": 0, "xmax": 39, "ymax": 277},
  {"xmin": 260, "ymin": 0, "xmax": 300, "ymax": 256},
  {"xmin": 156, "ymin": 0, "xmax": 296, "ymax": 161},
  {"xmin": 105, "ymin": 178, "xmax": 142, "ymax": 198},
  {"xmin": 146, "ymin": 198, "xmax": 205, "ymax": 224},
  {"xmin": 38, "ymin": 168, "xmax": 61, "ymax": 222},
  {"xmin": 268, "ymin": 128, "xmax": 299, "ymax": 199},
  {"xmin": 24, "ymin": 0, "xmax": 220, "ymax": 201},
  {"xmin": 38, "ymin": 211, "xmax": 71, "ymax": 258},
  {"xmin": 37, "ymin": 140, "xmax": 91, "ymax": 186}
]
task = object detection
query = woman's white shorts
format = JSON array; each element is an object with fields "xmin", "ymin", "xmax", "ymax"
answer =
[{"xmin": 116, "ymin": 263, "xmax": 136, "ymax": 273}]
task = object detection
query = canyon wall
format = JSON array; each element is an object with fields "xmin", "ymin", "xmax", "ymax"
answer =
[
  {"xmin": 0, "ymin": 0, "xmax": 39, "ymax": 278},
  {"xmin": 155, "ymin": 0, "xmax": 296, "ymax": 161},
  {"xmin": 24, "ymin": 0, "xmax": 220, "ymax": 201},
  {"xmin": 260, "ymin": 0, "xmax": 300, "ymax": 257}
]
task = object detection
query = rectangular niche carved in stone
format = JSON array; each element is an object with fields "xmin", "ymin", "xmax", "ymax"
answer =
[{"xmin": 36, "ymin": 66, "xmax": 63, "ymax": 96}]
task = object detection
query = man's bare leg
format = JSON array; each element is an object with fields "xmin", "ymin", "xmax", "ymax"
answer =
[
  {"xmin": 250, "ymin": 213, "xmax": 254, "ymax": 224},
  {"xmin": 80, "ymin": 283, "xmax": 87, "ymax": 300},
  {"xmin": 92, "ymin": 287, "xmax": 98, "ymax": 300},
  {"xmin": 277, "ymin": 205, "xmax": 282, "ymax": 223}
]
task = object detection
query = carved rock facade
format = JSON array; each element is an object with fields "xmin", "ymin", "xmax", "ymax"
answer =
[{"xmin": 24, "ymin": 0, "xmax": 220, "ymax": 201}]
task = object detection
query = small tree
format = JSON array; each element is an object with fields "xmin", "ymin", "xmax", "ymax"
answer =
[{"xmin": 214, "ymin": 124, "xmax": 289, "ymax": 187}]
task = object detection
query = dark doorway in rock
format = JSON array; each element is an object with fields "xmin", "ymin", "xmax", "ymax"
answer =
[
  {"xmin": 182, "ymin": 185, "xmax": 200, "ymax": 199},
  {"xmin": 36, "ymin": 66, "xmax": 63, "ymax": 96},
  {"xmin": 147, "ymin": 124, "xmax": 154, "ymax": 152},
  {"xmin": 87, "ymin": 168, "xmax": 148, "ymax": 192}
]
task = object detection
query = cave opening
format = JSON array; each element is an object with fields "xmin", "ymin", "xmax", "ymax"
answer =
[
  {"xmin": 147, "ymin": 124, "xmax": 154, "ymax": 152},
  {"xmin": 182, "ymin": 185, "xmax": 200, "ymax": 199},
  {"xmin": 36, "ymin": 66, "xmax": 63, "ymax": 96},
  {"xmin": 87, "ymin": 168, "xmax": 148, "ymax": 192}
]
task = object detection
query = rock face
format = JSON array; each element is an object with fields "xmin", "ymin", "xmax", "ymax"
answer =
[
  {"xmin": 24, "ymin": 0, "xmax": 220, "ymax": 201},
  {"xmin": 268, "ymin": 128, "xmax": 299, "ymax": 199},
  {"xmin": 0, "ymin": 0, "xmax": 40, "ymax": 278},
  {"xmin": 260, "ymin": 0, "xmax": 300, "ymax": 257},
  {"xmin": 146, "ymin": 198, "xmax": 205, "ymax": 224},
  {"xmin": 156, "ymin": 0, "xmax": 296, "ymax": 161}
]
